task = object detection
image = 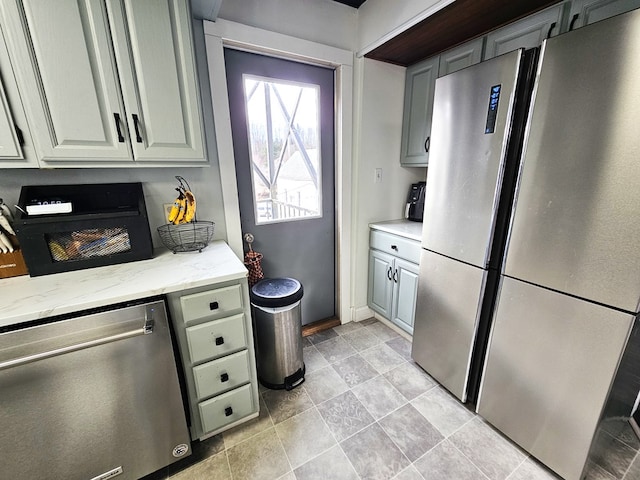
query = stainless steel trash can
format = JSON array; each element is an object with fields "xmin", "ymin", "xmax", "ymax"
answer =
[{"xmin": 250, "ymin": 277, "xmax": 305, "ymax": 390}]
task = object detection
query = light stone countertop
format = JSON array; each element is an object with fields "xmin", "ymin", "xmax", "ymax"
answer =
[
  {"xmin": 1, "ymin": 240, "xmax": 247, "ymax": 328},
  {"xmin": 369, "ymin": 219, "xmax": 423, "ymax": 242}
]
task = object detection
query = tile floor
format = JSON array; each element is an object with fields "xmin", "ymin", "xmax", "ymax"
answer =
[{"xmin": 150, "ymin": 318, "xmax": 640, "ymax": 480}]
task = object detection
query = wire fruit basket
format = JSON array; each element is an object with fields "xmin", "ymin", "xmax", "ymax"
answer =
[{"xmin": 157, "ymin": 221, "xmax": 215, "ymax": 253}]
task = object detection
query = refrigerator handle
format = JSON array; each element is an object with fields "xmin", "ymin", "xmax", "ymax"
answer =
[{"xmin": 546, "ymin": 22, "xmax": 557, "ymax": 39}]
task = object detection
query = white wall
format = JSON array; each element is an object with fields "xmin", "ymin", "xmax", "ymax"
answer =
[
  {"xmin": 357, "ymin": 0, "xmax": 455, "ymax": 55},
  {"xmin": 351, "ymin": 57, "xmax": 425, "ymax": 314},
  {"xmin": 217, "ymin": 0, "xmax": 357, "ymax": 51}
]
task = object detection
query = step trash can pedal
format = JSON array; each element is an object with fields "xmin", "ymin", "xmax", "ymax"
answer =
[{"xmin": 250, "ymin": 277, "xmax": 305, "ymax": 390}]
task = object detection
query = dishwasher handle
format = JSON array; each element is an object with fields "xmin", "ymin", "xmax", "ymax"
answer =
[{"xmin": 0, "ymin": 315, "xmax": 154, "ymax": 372}]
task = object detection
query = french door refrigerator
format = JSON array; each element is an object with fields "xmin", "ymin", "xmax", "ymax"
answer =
[
  {"xmin": 411, "ymin": 47, "xmax": 537, "ymax": 405},
  {"xmin": 477, "ymin": 10, "xmax": 640, "ymax": 480}
]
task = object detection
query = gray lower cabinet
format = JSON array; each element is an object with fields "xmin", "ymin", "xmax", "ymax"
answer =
[
  {"xmin": 0, "ymin": 0, "xmax": 205, "ymax": 165},
  {"xmin": 368, "ymin": 229, "xmax": 420, "ymax": 334},
  {"xmin": 166, "ymin": 278, "xmax": 259, "ymax": 441}
]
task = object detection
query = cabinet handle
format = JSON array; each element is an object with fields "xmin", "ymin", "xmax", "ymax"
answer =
[
  {"xmin": 569, "ymin": 14, "xmax": 579, "ymax": 31},
  {"xmin": 220, "ymin": 372, "xmax": 229, "ymax": 382},
  {"xmin": 209, "ymin": 301, "xmax": 219, "ymax": 310},
  {"xmin": 391, "ymin": 245, "xmax": 398, "ymax": 251},
  {"xmin": 132, "ymin": 114, "xmax": 143, "ymax": 143},
  {"xmin": 424, "ymin": 136, "xmax": 430, "ymax": 153},
  {"xmin": 393, "ymin": 268, "xmax": 398, "ymax": 283},
  {"xmin": 14, "ymin": 126, "xmax": 24, "ymax": 146},
  {"xmin": 546, "ymin": 22, "xmax": 557, "ymax": 39},
  {"xmin": 387, "ymin": 266, "xmax": 393, "ymax": 280},
  {"xmin": 113, "ymin": 113, "xmax": 125, "ymax": 143},
  {"xmin": 224, "ymin": 406, "xmax": 233, "ymax": 417},
  {"xmin": 215, "ymin": 336, "xmax": 224, "ymax": 346}
]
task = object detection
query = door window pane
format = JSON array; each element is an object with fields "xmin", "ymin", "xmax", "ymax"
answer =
[{"xmin": 243, "ymin": 75, "xmax": 322, "ymax": 224}]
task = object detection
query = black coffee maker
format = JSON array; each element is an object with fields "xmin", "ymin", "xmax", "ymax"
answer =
[{"xmin": 405, "ymin": 181, "xmax": 426, "ymax": 222}]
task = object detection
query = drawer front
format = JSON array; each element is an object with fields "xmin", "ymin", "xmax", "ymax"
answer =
[
  {"xmin": 193, "ymin": 350, "xmax": 251, "ymax": 400},
  {"xmin": 199, "ymin": 383, "xmax": 254, "ymax": 434},
  {"xmin": 370, "ymin": 230, "xmax": 421, "ymax": 264},
  {"xmin": 186, "ymin": 314, "xmax": 247, "ymax": 364},
  {"xmin": 180, "ymin": 284, "xmax": 244, "ymax": 325}
]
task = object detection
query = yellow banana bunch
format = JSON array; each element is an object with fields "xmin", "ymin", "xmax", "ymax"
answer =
[
  {"xmin": 167, "ymin": 189, "xmax": 196, "ymax": 224},
  {"xmin": 166, "ymin": 177, "xmax": 197, "ymax": 225}
]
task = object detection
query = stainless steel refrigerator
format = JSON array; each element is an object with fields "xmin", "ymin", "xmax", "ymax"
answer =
[
  {"xmin": 411, "ymin": 47, "xmax": 538, "ymax": 404},
  {"xmin": 477, "ymin": 10, "xmax": 640, "ymax": 480}
]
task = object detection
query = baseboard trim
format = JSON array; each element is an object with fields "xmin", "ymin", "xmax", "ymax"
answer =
[{"xmin": 353, "ymin": 306, "xmax": 374, "ymax": 322}]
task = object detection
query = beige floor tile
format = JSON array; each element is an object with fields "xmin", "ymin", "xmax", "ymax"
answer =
[
  {"xmin": 275, "ymin": 408, "xmax": 337, "ymax": 468},
  {"xmin": 226, "ymin": 427, "xmax": 291, "ymax": 480}
]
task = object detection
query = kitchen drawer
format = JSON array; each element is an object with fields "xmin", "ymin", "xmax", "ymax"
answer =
[
  {"xmin": 186, "ymin": 313, "xmax": 247, "ymax": 364},
  {"xmin": 180, "ymin": 284, "xmax": 244, "ymax": 325},
  {"xmin": 199, "ymin": 383, "xmax": 254, "ymax": 434},
  {"xmin": 193, "ymin": 350, "xmax": 251, "ymax": 400},
  {"xmin": 370, "ymin": 230, "xmax": 421, "ymax": 264}
]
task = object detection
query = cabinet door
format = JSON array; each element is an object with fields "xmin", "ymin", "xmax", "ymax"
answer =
[
  {"xmin": 0, "ymin": 76, "xmax": 21, "ymax": 161},
  {"xmin": 0, "ymin": 0, "xmax": 132, "ymax": 162},
  {"xmin": 391, "ymin": 258, "xmax": 419, "ymax": 334},
  {"xmin": 107, "ymin": 0, "xmax": 206, "ymax": 162},
  {"xmin": 483, "ymin": 3, "xmax": 568, "ymax": 60},
  {"xmin": 568, "ymin": 0, "xmax": 640, "ymax": 29},
  {"xmin": 400, "ymin": 56, "xmax": 439, "ymax": 167},
  {"xmin": 438, "ymin": 37, "xmax": 484, "ymax": 77},
  {"xmin": 368, "ymin": 249, "xmax": 394, "ymax": 319}
]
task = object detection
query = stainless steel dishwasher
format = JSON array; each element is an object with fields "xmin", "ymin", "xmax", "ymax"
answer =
[{"xmin": 0, "ymin": 298, "xmax": 191, "ymax": 480}]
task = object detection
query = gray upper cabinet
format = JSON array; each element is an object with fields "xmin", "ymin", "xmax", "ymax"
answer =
[
  {"xmin": 400, "ymin": 56, "xmax": 438, "ymax": 167},
  {"xmin": 567, "ymin": 0, "xmax": 640, "ymax": 29},
  {"xmin": 400, "ymin": 37, "xmax": 483, "ymax": 167},
  {"xmin": 0, "ymin": 26, "xmax": 38, "ymax": 168},
  {"xmin": 483, "ymin": 3, "xmax": 568, "ymax": 60},
  {"xmin": 0, "ymin": 0, "xmax": 205, "ymax": 166},
  {"xmin": 438, "ymin": 37, "xmax": 484, "ymax": 76},
  {"xmin": 107, "ymin": 0, "xmax": 205, "ymax": 163}
]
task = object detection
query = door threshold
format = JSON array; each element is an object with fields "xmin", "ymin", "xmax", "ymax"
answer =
[{"xmin": 302, "ymin": 317, "xmax": 340, "ymax": 337}]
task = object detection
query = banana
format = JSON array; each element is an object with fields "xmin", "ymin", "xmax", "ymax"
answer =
[
  {"xmin": 182, "ymin": 190, "xmax": 196, "ymax": 223},
  {"xmin": 0, "ymin": 213, "xmax": 15, "ymax": 235},
  {"xmin": 167, "ymin": 195, "xmax": 183, "ymax": 223},
  {"xmin": 172, "ymin": 196, "xmax": 187, "ymax": 225}
]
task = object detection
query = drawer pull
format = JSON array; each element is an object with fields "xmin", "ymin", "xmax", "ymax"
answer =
[
  {"xmin": 215, "ymin": 336, "xmax": 224, "ymax": 346},
  {"xmin": 209, "ymin": 301, "xmax": 219, "ymax": 310},
  {"xmin": 391, "ymin": 245, "xmax": 398, "ymax": 251},
  {"xmin": 225, "ymin": 406, "xmax": 233, "ymax": 417},
  {"xmin": 220, "ymin": 372, "xmax": 229, "ymax": 382}
]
